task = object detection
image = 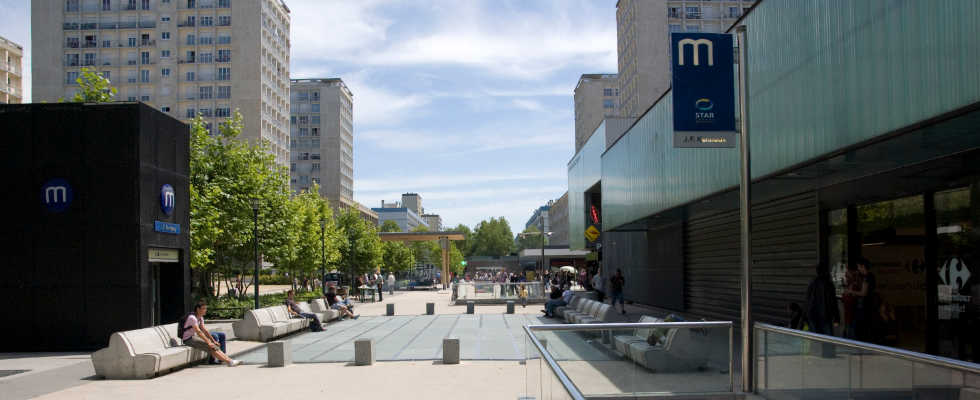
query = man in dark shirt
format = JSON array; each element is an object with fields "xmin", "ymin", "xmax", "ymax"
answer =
[{"xmin": 285, "ymin": 290, "xmax": 324, "ymax": 331}]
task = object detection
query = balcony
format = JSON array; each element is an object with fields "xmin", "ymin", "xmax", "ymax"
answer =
[
  {"xmin": 65, "ymin": 61, "xmax": 81, "ymax": 67},
  {"xmin": 178, "ymin": 21, "xmax": 196, "ymax": 27},
  {"xmin": 216, "ymin": 57, "xmax": 231, "ymax": 63},
  {"xmin": 178, "ymin": 58, "xmax": 195, "ymax": 64},
  {"xmin": 127, "ymin": 60, "xmax": 138, "ymax": 65},
  {"xmin": 140, "ymin": 40, "xmax": 156, "ymax": 46},
  {"xmin": 82, "ymin": 41, "xmax": 99, "ymax": 48},
  {"xmin": 139, "ymin": 21, "xmax": 156, "ymax": 29}
]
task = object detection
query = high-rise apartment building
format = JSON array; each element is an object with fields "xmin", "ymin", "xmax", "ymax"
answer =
[
  {"xmin": 421, "ymin": 214, "xmax": 442, "ymax": 232},
  {"xmin": 401, "ymin": 193, "xmax": 423, "ymax": 217},
  {"xmin": 616, "ymin": 0, "xmax": 754, "ymax": 119},
  {"xmin": 0, "ymin": 36, "xmax": 23, "ymax": 104},
  {"xmin": 289, "ymin": 78, "xmax": 353, "ymax": 208},
  {"xmin": 573, "ymin": 73, "xmax": 617, "ymax": 152},
  {"xmin": 32, "ymin": 0, "xmax": 291, "ymax": 165}
]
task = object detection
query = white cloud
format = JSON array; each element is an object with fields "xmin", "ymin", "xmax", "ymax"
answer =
[{"xmin": 512, "ymin": 99, "xmax": 544, "ymax": 112}]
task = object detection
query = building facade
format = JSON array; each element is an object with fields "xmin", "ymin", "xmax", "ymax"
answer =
[
  {"xmin": 372, "ymin": 207, "xmax": 428, "ymax": 233},
  {"xmin": 0, "ymin": 36, "xmax": 23, "ymax": 104},
  {"xmin": 570, "ymin": 0, "xmax": 980, "ymax": 364},
  {"xmin": 422, "ymin": 214, "xmax": 442, "ymax": 232},
  {"xmin": 573, "ymin": 73, "xmax": 617, "ymax": 152},
  {"xmin": 32, "ymin": 0, "xmax": 291, "ymax": 165},
  {"xmin": 526, "ymin": 201, "xmax": 553, "ymax": 233},
  {"xmin": 289, "ymin": 78, "xmax": 354, "ymax": 210},
  {"xmin": 549, "ymin": 192, "xmax": 569, "ymax": 247},
  {"xmin": 402, "ymin": 193, "xmax": 423, "ymax": 217},
  {"xmin": 616, "ymin": 0, "xmax": 754, "ymax": 120}
]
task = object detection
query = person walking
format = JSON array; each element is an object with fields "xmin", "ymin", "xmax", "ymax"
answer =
[
  {"xmin": 592, "ymin": 270, "xmax": 605, "ymax": 303},
  {"xmin": 518, "ymin": 284, "xmax": 529, "ymax": 308},
  {"xmin": 387, "ymin": 272, "xmax": 396, "ymax": 295},
  {"xmin": 609, "ymin": 269, "xmax": 626, "ymax": 315}
]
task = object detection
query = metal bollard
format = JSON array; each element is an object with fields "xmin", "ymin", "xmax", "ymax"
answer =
[
  {"xmin": 506, "ymin": 300, "xmax": 515, "ymax": 314},
  {"xmin": 268, "ymin": 340, "xmax": 291, "ymax": 367},
  {"xmin": 426, "ymin": 302, "xmax": 435, "ymax": 315},
  {"xmin": 354, "ymin": 338, "xmax": 374, "ymax": 365},
  {"xmin": 442, "ymin": 337, "xmax": 460, "ymax": 364},
  {"xmin": 386, "ymin": 303, "xmax": 395, "ymax": 316},
  {"xmin": 466, "ymin": 301, "xmax": 475, "ymax": 314}
]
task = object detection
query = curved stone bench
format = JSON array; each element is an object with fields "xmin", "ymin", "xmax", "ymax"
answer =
[
  {"xmin": 233, "ymin": 305, "xmax": 307, "ymax": 342},
  {"xmin": 91, "ymin": 323, "xmax": 208, "ymax": 379}
]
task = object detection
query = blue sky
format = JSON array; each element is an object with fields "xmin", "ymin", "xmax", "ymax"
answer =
[{"xmin": 0, "ymin": 0, "xmax": 618, "ymax": 231}]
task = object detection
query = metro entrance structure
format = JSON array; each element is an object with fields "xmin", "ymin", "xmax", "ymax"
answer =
[{"xmin": 379, "ymin": 231, "xmax": 465, "ymax": 289}]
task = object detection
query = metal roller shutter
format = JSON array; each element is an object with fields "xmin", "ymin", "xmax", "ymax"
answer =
[{"xmin": 684, "ymin": 192, "xmax": 819, "ymax": 325}]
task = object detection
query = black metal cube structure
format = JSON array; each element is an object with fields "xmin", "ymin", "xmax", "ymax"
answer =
[{"xmin": 0, "ymin": 103, "xmax": 191, "ymax": 351}]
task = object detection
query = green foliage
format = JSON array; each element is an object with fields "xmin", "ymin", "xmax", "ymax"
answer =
[
  {"xmin": 204, "ymin": 289, "xmax": 322, "ymax": 319},
  {"xmin": 68, "ymin": 67, "xmax": 117, "ymax": 103},
  {"xmin": 379, "ymin": 220, "xmax": 401, "ymax": 233},
  {"xmin": 336, "ymin": 208, "xmax": 384, "ymax": 278},
  {"xmin": 469, "ymin": 217, "xmax": 515, "ymax": 256},
  {"xmin": 451, "ymin": 224, "xmax": 474, "ymax": 256},
  {"xmin": 515, "ymin": 225, "xmax": 549, "ymax": 252}
]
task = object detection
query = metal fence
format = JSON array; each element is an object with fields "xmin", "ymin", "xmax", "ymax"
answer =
[{"xmin": 453, "ymin": 281, "xmax": 547, "ymax": 303}]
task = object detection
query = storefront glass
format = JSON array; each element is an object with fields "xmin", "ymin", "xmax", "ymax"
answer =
[{"xmin": 934, "ymin": 187, "xmax": 980, "ymax": 362}]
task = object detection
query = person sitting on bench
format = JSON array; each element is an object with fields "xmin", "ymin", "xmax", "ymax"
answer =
[
  {"xmin": 180, "ymin": 301, "xmax": 241, "ymax": 367},
  {"xmin": 284, "ymin": 290, "xmax": 324, "ymax": 332},
  {"xmin": 325, "ymin": 288, "xmax": 358, "ymax": 320}
]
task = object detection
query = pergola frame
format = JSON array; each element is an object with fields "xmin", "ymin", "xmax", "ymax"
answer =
[{"xmin": 379, "ymin": 231, "xmax": 465, "ymax": 289}]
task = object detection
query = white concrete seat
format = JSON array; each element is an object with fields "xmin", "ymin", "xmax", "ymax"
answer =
[
  {"xmin": 310, "ymin": 299, "xmax": 342, "ymax": 321},
  {"xmin": 578, "ymin": 303, "xmax": 612, "ymax": 324},
  {"xmin": 564, "ymin": 299, "xmax": 594, "ymax": 323},
  {"xmin": 627, "ymin": 327, "xmax": 721, "ymax": 372},
  {"xmin": 613, "ymin": 316, "xmax": 661, "ymax": 354},
  {"xmin": 570, "ymin": 301, "xmax": 600, "ymax": 324},
  {"xmin": 91, "ymin": 323, "xmax": 207, "ymax": 379},
  {"xmin": 555, "ymin": 296, "xmax": 583, "ymax": 319},
  {"xmin": 234, "ymin": 305, "xmax": 311, "ymax": 342}
]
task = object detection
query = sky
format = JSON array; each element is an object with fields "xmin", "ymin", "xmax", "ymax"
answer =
[{"xmin": 0, "ymin": 0, "xmax": 618, "ymax": 232}]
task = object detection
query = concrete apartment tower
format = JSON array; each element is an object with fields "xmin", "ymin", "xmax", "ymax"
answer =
[
  {"xmin": 422, "ymin": 214, "xmax": 442, "ymax": 232},
  {"xmin": 289, "ymin": 78, "xmax": 354, "ymax": 206},
  {"xmin": 402, "ymin": 193, "xmax": 422, "ymax": 217},
  {"xmin": 31, "ymin": 0, "xmax": 292, "ymax": 166},
  {"xmin": 616, "ymin": 0, "xmax": 753, "ymax": 119},
  {"xmin": 573, "ymin": 73, "xmax": 618, "ymax": 152},
  {"xmin": 0, "ymin": 36, "xmax": 24, "ymax": 104}
]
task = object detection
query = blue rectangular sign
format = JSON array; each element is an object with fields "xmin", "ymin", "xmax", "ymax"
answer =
[
  {"xmin": 154, "ymin": 220, "xmax": 180, "ymax": 235},
  {"xmin": 671, "ymin": 32, "xmax": 736, "ymax": 148}
]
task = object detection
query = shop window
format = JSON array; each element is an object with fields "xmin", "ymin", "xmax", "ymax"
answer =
[{"xmin": 934, "ymin": 186, "xmax": 980, "ymax": 361}]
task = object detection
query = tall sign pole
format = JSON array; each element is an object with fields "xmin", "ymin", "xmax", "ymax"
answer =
[{"xmin": 736, "ymin": 25, "xmax": 753, "ymax": 393}]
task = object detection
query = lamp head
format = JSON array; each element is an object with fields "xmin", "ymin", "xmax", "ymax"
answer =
[{"xmin": 250, "ymin": 198, "xmax": 260, "ymax": 211}]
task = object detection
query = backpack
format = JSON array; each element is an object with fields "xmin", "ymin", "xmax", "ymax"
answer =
[{"xmin": 177, "ymin": 312, "xmax": 196, "ymax": 342}]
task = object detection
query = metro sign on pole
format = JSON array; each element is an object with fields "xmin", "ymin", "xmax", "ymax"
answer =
[{"xmin": 671, "ymin": 33, "xmax": 736, "ymax": 148}]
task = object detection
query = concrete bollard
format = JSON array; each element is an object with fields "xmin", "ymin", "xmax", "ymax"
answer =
[
  {"xmin": 442, "ymin": 337, "xmax": 460, "ymax": 364},
  {"xmin": 354, "ymin": 338, "xmax": 374, "ymax": 366},
  {"xmin": 386, "ymin": 303, "xmax": 395, "ymax": 316},
  {"xmin": 506, "ymin": 300, "xmax": 515, "ymax": 314},
  {"xmin": 466, "ymin": 301, "xmax": 475, "ymax": 314},
  {"xmin": 426, "ymin": 302, "xmax": 435, "ymax": 315},
  {"xmin": 268, "ymin": 340, "xmax": 291, "ymax": 367}
]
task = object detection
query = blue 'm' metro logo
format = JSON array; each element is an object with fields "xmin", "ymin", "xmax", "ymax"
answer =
[
  {"xmin": 160, "ymin": 184, "xmax": 175, "ymax": 216},
  {"xmin": 41, "ymin": 178, "xmax": 73, "ymax": 213}
]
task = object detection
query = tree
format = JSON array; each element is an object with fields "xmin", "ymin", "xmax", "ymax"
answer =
[
  {"xmin": 469, "ymin": 217, "xmax": 515, "ymax": 256},
  {"xmin": 67, "ymin": 67, "xmax": 117, "ymax": 103},
  {"xmin": 515, "ymin": 225, "xmax": 548, "ymax": 252},
  {"xmin": 451, "ymin": 223, "xmax": 474, "ymax": 256},
  {"xmin": 379, "ymin": 220, "xmax": 415, "ymax": 274},
  {"xmin": 336, "ymin": 208, "xmax": 384, "ymax": 283}
]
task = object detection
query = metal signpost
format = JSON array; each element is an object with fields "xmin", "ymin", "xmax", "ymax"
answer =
[{"xmin": 671, "ymin": 29, "xmax": 752, "ymax": 392}]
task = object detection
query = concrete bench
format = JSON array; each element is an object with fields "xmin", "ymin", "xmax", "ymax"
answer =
[
  {"xmin": 307, "ymin": 299, "xmax": 342, "ymax": 322},
  {"xmin": 233, "ymin": 305, "xmax": 307, "ymax": 342},
  {"xmin": 612, "ymin": 315, "xmax": 661, "ymax": 354},
  {"xmin": 91, "ymin": 323, "xmax": 208, "ymax": 379},
  {"xmin": 624, "ymin": 322, "xmax": 727, "ymax": 373},
  {"xmin": 554, "ymin": 296, "xmax": 584, "ymax": 319}
]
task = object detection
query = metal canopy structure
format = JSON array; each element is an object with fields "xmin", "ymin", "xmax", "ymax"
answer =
[{"xmin": 379, "ymin": 231, "xmax": 465, "ymax": 289}]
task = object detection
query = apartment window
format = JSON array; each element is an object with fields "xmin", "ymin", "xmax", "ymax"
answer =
[
  {"xmin": 311, "ymin": 127, "xmax": 319, "ymax": 137},
  {"xmin": 311, "ymin": 91, "xmax": 320, "ymax": 101},
  {"xmin": 299, "ymin": 152, "xmax": 309, "ymax": 160},
  {"xmin": 686, "ymin": 6, "xmax": 701, "ymax": 19},
  {"xmin": 141, "ymin": 52, "xmax": 150, "ymax": 64},
  {"xmin": 218, "ymin": 15, "xmax": 231, "ymax": 26},
  {"xmin": 161, "ymin": 50, "xmax": 170, "ymax": 58},
  {"xmin": 161, "ymin": 32, "xmax": 170, "ymax": 40},
  {"xmin": 217, "ymin": 35, "xmax": 231, "ymax": 44},
  {"xmin": 217, "ymin": 67, "xmax": 230, "ymax": 80},
  {"xmin": 185, "ymin": 50, "xmax": 195, "ymax": 63},
  {"xmin": 311, "ymin": 139, "xmax": 320, "ymax": 147},
  {"xmin": 185, "ymin": 34, "xmax": 195, "ymax": 45},
  {"xmin": 66, "ymin": 71, "xmax": 80, "ymax": 84},
  {"xmin": 215, "ymin": 107, "xmax": 230, "ymax": 117},
  {"xmin": 200, "ymin": 16, "xmax": 213, "ymax": 26},
  {"xmin": 141, "ymin": 0, "xmax": 150, "ymax": 10},
  {"xmin": 728, "ymin": 7, "xmax": 741, "ymax": 18},
  {"xmin": 199, "ymin": 53, "xmax": 213, "ymax": 63},
  {"xmin": 298, "ymin": 116, "xmax": 308, "ymax": 125},
  {"xmin": 186, "ymin": 71, "xmax": 195, "ymax": 81},
  {"xmin": 102, "ymin": 0, "xmax": 111, "ymax": 10},
  {"xmin": 128, "ymin": 96, "xmax": 137, "ymax": 101},
  {"xmin": 198, "ymin": 36, "xmax": 212, "ymax": 45},
  {"xmin": 218, "ymin": 0, "xmax": 229, "ymax": 8},
  {"xmin": 161, "ymin": 16, "xmax": 171, "ymax": 22},
  {"xmin": 128, "ymin": 37, "xmax": 137, "ymax": 47},
  {"xmin": 290, "ymin": 163, "xmax": 296, "ymax": 172},
  {"xmin": 311, "ymin": 163, "xmax": 319, "ymax": 171},
  {"xmin": 603, "ymin": 99, "xmax": 615, "ymax": 109},
  {"xmin": 669, "ymin": 24, "xmax": 682, "ymax": 32},
  {"xmin": 102, "ymin": 40, "xmax": 111, "ymax": 48},
  {"xmin": 127, "ymin": 0, "xmax": 136, "ymax": 9},
  {"xmin": 66, "ymin": 37, "xmax": 79, "ymax": 48},
  {"xmin": 66, "ymin": 0, "xmax": 79, "ymax": 12},
  {"xmin": 311, "ymin": 116, "xmax": 320, "ymax": 125},
  {"xmin": 290, "ymin": 116, "xmax": 296, "ymax": 125},
  {"xmin": 100, "ymin": 71, "xmax": 110, "ymax": 80},
  {"xmin": 299, "ymin": 128, "xmax": 308, "ymax": 137},
  {"xmin": 199, "ymin": 86, "xmax": 213, "ymax": 99},
  {"xmin": 65, "ymin": 54, "xmax": 79, "ymax": 67},
  {"xmin": 199, "ymin": 108, "xmax": 212, "ymax": 117},
  {"xmin": 161, "ymin": 68, "xmax": 171, "ymax": 77},
  {"xmin": 290, "ymin": 140, "xmax": 297, "ymax": 149},
  {"xmin": 186, "ymin": 0, "xmax": 194, "ymax": 8},
  {"xmin": 161, "ymin": 106, "xmax": 171, "ymax": 112},
  {"xmin": 603, "ymin": 88, "xmax": 614, "ymax": 96},
  {"xmin": 140, "ymin": 70, "xmax": 150, "ymax": 83},
  {"xmin": 141, "ymin": 95, "xmax": 150, "ymax": 102},
  {"xmin": 217, "ymin": 49, "xmax": 230, "ymax": 62},
  {"xmin": 668, "ymin": 7, "xmax": 680, "ymax": 18},
  {"xmin": 311, "ymin": 103, "xmax": 320, "ymax": 112},
  {"xmin": 83, "ymin": 53, "xmax": 96, "ymax": 66},
  {"xmin": 686, "ymin": 24, "xmax": 700, "ymax": 32},
  {"xmin": 217, "ymin": 85, "xmax": 230, "ymax": 99},
  {"xmin": 310, "ymin": 153, "xmax": 321, "ymax": 160},
  {"xmin": 186, "ymin": 108, "xmax": 196, "ymax": 118},
  {"xmin": 297, "ymin": 91, "xmax": 308, "ymax": 101}
]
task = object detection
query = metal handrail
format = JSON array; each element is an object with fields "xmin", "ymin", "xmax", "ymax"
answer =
[
  {"xmin": 756, "ymin": 323, "xmax": 980, "ymax": 375},
  {"xmin": 523, "ymin": 325, "xmax": 585, "ymax": 400}
]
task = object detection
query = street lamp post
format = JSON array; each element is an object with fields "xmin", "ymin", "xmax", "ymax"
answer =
[
  {"xmin": 250, "ymin": 198, "xmax": 260, "ymax": 310},
  {"xmin": 320, "ymin": 218, "xmax": 327, "ymax": 294}
]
